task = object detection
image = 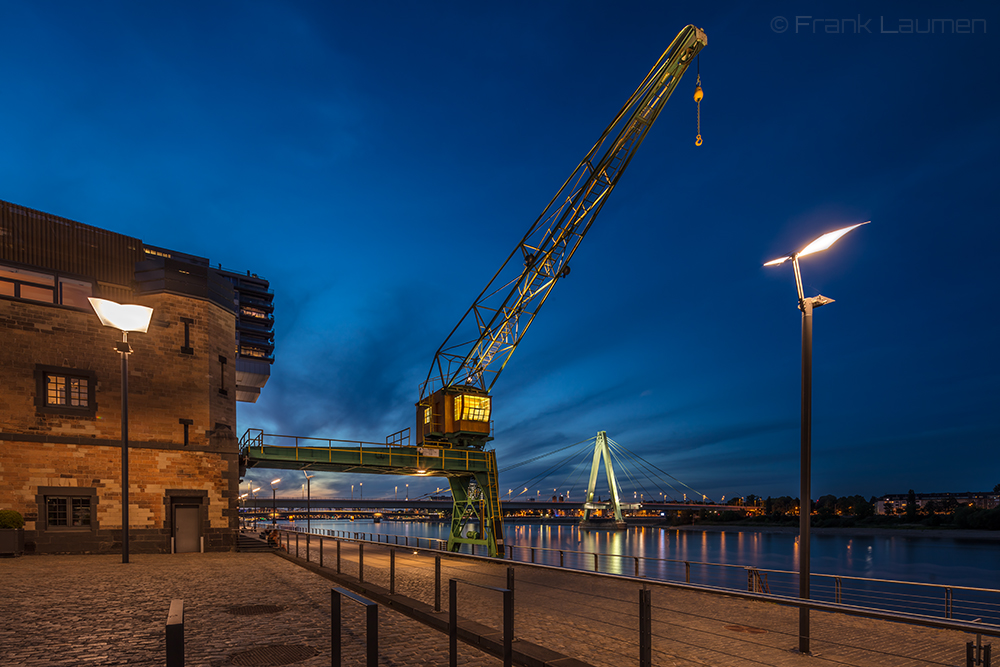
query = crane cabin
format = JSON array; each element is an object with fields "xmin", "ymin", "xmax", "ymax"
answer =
[{"xmin": 417, "ymin": 386, "xmax": 492, "ymax": 450}]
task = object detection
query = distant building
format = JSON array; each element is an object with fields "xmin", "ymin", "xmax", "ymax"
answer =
[
  {"xmin": 0, "ymin": 199, "xmax": 274, "ymax": 554},
  {"xmin": 876, "ymin": 491, "xmax": 999, "ymax": 515}
]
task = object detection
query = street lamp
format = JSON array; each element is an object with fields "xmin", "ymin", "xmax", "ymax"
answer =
[
  {"xmin": 88, "ymin": 297, "xmax": 153, "ymax": 564},
  {"xmin": 765, "ymin": 221, "xmax": 867, "ymax": 655},
  {"xmin": 406, "ymin": 483, "xmax": 409, "ymax": 500},
  {"xmin": 360, "ymin": 482, "xmax": 363, "ymax": 500},
  {"xmin": 270, "ymin": 478, "xmax": 281, "ymax": 528},
  {"xmin": 303, "ymin": 472, "xmax": 314, "ymax": 535}
]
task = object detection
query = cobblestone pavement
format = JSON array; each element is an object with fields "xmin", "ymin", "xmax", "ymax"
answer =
[
  {"xmin": 1, "ymin": 549, "xmax": 501, "ymax": 667},
  {"xmin": 286, "ymin": 532, "xmax": 991, "ymax": 667},
  {"xmin": 3, "ymin": 533, "xmax": 994, "ymax": 667}
]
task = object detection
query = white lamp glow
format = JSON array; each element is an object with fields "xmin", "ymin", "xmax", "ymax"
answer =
[
  {"xmin": 88, "ymin": 297, "xmax": 154, "ymax": 333},
  {"xmin": 764, "ymin": 222, "xmax": 869, "ymax": 267}
]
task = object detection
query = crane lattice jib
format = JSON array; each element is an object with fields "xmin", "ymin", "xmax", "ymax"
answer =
[{"xmin": 421, "ymin": 25, "xmax": 707, "ymax": 399}]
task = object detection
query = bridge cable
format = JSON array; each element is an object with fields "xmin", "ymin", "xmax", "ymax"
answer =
[{"xmin": 607, "ymin": 436, "xmax": 710, "ymax": 501}]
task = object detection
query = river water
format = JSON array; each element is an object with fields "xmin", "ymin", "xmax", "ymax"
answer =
[{"xmin": 274, "ymin": 518, "xmax": 1000, "ymax": 622}]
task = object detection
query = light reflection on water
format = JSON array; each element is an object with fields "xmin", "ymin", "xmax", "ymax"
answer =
[{"xmin": 280, "ymin": 518, "xmax": 1000, "ymax": 592}]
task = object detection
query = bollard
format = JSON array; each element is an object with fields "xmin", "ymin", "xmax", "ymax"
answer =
[
  {"xmin": 359, "ymin": 543, "xmax": 364, "ymax": 582},
  {"xmin": 435, "ymin": 556, "xmax": 442, "ymax": 612},
  {"xmin": 166, "ymin": 599, "xmax": 184, "ymax": 667}
]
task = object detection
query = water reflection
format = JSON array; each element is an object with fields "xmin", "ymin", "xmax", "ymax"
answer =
[{"xmin": 286, "ymin": 518, "xmax": 1000, "ymax": 591}]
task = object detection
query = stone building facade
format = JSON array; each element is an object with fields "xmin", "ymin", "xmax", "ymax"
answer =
[{"xmin": 0, "ymin": 199, "xmax": 270, "ymax": 554}]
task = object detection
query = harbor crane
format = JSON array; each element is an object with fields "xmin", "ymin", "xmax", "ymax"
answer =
[{"xmin": 416, "ymin": 25, "xmax": 708, "ymax": 556}]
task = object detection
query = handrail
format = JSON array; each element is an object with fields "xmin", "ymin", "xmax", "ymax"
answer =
[
  {"xmin": 277, "ymin": 524, "xmax": 1000, "ymax": 623},
  {"xmin": 273, "ymin": 527, "xmax": 1000, "ymax": 639}
]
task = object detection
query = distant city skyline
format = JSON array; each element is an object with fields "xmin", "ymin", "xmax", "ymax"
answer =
[{"xmin": 2, "ymin": 2, "xmax": 997, "ymax": 501}]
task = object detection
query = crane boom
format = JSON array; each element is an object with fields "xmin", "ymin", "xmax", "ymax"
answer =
[{"xmin": 418, "ymin": 25, "xmax": 707, "ymax": 450}]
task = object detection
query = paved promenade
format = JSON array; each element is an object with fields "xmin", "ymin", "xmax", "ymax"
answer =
[
  {"xmin": 3, "ymin": 533, "xmax": 995, "ymax": 667},
  {"xmin": 2, "ymin": 549, "xmax": 500, "ymax": 666}
]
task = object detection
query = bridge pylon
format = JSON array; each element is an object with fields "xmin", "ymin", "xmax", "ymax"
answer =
[{"xmin": 580, "ymin": 431, "xmax": 635, "ymax": 529}]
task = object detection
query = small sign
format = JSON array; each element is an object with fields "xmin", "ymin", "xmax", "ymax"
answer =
[{"xmin": 418, "ymin": 447, "xmax": 441, "ymax": 458}]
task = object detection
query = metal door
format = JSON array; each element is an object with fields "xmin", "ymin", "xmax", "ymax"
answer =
[{"xmin": 174, "ymin": 504, "xmax": 201, "ymax": 553}]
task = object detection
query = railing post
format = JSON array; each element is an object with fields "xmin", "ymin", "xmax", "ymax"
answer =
[
  {"xmin": 634, "ymin": 556, "xmax": 639, "ymax": 578},
  {"xmin": 685, "ymin": 561, "xmax": 690, "ymax": 583},
  {"xmin": 639, "ymin": 588, "xmax": 651, "ymax": 667},
  {"xmin": 390, "ymin": 549, "xmax": 396, "ymax": 595},
  {"xmin": 359, "ymin": 543, "xmax": 364, "ymax": 582},
  {"xmin": 506, "ymin": 566, "xmax": 515, "ymax": 638},
  {"xmin": 435, "ymin": 556, "xmax": 442, "ymax": 612},
  {"xmin": 947, "ymin": 587, "xmax": 954, "ymax": 619},
  {"xmin": 166, "ymin": 599, "xmax": 184, "ymax": 667},
  {"xmin": 331, "ymin": 589, "xmax": 341, "ymax": 667},
  {"xmin": 531, "ymin": 547, "xmax": 535, "ymax": 564},
  {"xmin": 365, "ymin": 596, "xmax": 378, "ymax": 667},
  {"xmin": 337, "ymin": 539, "xmax": 341, "ymax": 574},
  {"xmin": 306, "ymin": 534, "xmax": 310, "ymax": 562},
  {"xmin": 594, "ymin": 552, "xmax": 598, "ymax": 572},
  {"xmin": 449, "ymin": 579, "xmax": 458, "ymax": 667},
  {"xmin": 320, "ymin": 537, "xmax": 324, "ymax": 568},
  {"xmin": 560, "ymin": 550, "xmax": 564, "ymax": 568},
  {"xmin": 295, "ymin": 532, "xmax": 299, "ymax": 558},
  {"xmin": 835, "ymin": 577, "xmax": 843, "ymax": 604},
  {"xmin": 503, "ymin": 586, "xmax": 513, "ymax": 667}
]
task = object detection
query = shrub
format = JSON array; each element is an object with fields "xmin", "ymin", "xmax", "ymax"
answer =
[{"xmin": 0, "ymin": 510, "xmax": 25, "ymax": 530}]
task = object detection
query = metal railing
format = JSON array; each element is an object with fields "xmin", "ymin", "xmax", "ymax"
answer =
[
  {"xmin": 271, "ymin": 528, "xmax": 1000, "ymax": 667},
  {"xmin": 282, "ymin": 525, "xmax": 1000, "ymax": 625}
]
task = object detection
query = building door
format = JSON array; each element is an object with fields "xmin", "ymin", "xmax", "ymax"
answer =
[{"xmin": 173, "ymin": 503, "xmax": 201, "ymax": 553}]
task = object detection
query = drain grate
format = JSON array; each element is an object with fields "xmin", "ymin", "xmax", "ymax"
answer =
[
  {"xmin": 225, "ymin": 604, "xmax": 285, "ymax": 616},
  {"xmin": 228, "ymin": 644, "xmax": 318, "ymax": 666},
  {"xmin": 724, "ymin": 625, "xmax": 768, "ymax": 634}
]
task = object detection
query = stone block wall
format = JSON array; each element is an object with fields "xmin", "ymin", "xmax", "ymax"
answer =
[{"xmin": 0, "ymin": 290, "xmax": 240, "ymax": 554}]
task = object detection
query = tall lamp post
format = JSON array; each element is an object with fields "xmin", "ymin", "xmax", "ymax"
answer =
[
  {"xmin": 88, "ymin": 297, "xmax": 153, "ymax": 565},
  {"xmin": 303, "ymin": 471, "xmax": 314, "ymax": 535},
  {"xmin": 764, "ymin": 221, "xmax": 867, "ymax": 654},
  {"xmin": 270, "ymin": 478, "xmax": 281, "ymax": 528}
]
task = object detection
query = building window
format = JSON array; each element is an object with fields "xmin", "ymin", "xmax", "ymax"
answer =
[
  {"xmin": 0, "ymin": 261, "xmax": 92, "ymax": 308},
  {"xmin": 47, "ymin": 496, "xmax": 92, "ymax": 527},
  {"xmin": 47, "ymin": 374, "xmax": 89, "ymax": 408},
  {"xmin": 35, "ymin": 366, "xmax": 97, "ymax": 416},
  {"xmin": 180, "ymin": 317, "xmax": 194, "ymax": 355},
  {"xmin": 455, "ymin": 394, "xmax": 491, "ymax": 422}
]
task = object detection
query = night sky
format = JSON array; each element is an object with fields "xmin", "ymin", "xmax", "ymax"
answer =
[{"xmin": 3, "ymin": 2, "xmax": 997, "ymax": 504}]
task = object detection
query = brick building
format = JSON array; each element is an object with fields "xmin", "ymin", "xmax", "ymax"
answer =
[{"xmin": 0, "ymin": 199, "xmax": 274, "ymax": 554}]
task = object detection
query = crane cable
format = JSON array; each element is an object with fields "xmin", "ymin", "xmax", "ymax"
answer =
[{"xmin": 694, "ymin": 56, "xmax": 703, "ymax": 146}]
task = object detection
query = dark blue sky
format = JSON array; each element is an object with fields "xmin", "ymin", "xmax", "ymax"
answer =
[{"xmin": 3, "ymin": 1, "xmax": 997, "ymax": 503}]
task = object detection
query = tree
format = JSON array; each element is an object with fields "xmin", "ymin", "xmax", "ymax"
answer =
[
  {"xmin": 994, "ymin": 483, "xmax": 1000, "ymax": 494},
  {"xmin": 765, "ymin": 496, "xmax": 773, "ymax": 515},
  {"xmin": 906, "ymin": 489, "xmax": 918, "ymax": 521}
]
